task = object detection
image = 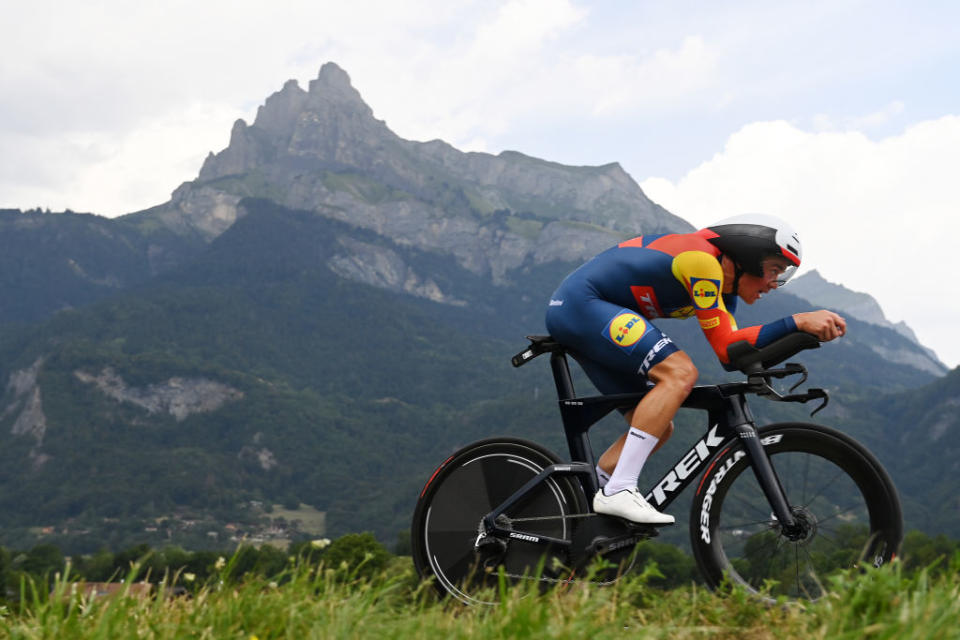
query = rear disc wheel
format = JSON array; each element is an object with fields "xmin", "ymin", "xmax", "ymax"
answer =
[{"xmin": 412, "ymin": 438, "xmax": 587, "ymax": 605}]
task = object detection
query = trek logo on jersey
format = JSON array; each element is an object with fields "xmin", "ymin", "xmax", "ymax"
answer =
[
  {"xmin": 638, "ymin": 336, "xmax": 673, "ymax": 375},
  {"xmin": 691, "ymin": 278, "xmax": 720, "ymax": 310},
  {"xmin": 605, "ymin": 312, "xmax": 648, "ymax": 349}
]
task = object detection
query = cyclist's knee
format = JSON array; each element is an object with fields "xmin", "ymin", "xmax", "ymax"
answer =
[{"xmin": 649, "ymin": 352, "xmax": 698, "ymax": 395}]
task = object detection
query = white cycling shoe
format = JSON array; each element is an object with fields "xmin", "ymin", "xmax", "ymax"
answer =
[{"xmin": 593, "ymin": 487, "xmax": 675, "ymax": 525}]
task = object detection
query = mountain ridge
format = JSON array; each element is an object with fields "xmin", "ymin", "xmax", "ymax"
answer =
[{"xmin": 790, "ymin": 270, "xmax": 945, "ymax": 375}]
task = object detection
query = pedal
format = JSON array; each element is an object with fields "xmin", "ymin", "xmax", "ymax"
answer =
[
  {"xmin": 589, "ymin": 532, "xmax": 651, "ymax": 556},
  {"xmin": 624, "ymin": 522, "xmax": 663, "ymax": 537},
  {"xmin": 569, "ymin": 515, "xmax": 654, "ymax": 577},
  {"xmin": 585, "ymin": 521, "xmax": 665, "ymax": 556}
]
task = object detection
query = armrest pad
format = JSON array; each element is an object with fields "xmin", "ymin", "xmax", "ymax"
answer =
[{"xmin": 727, "ymin": 332, "xmax": 821, "ymax": 373}]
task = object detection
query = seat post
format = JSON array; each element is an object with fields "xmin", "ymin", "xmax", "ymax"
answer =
[
  {"xmin": 550, "ymin": 351, "xmax": 598, "ymax": 490},
  {"xmin": 550, "ymin": 351, "xmax": 575, "ymax": 400}
]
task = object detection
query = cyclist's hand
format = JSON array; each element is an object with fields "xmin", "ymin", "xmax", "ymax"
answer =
[{"xmin": 793, "ymin": 310, "xmax": 846, "ymax": 341}]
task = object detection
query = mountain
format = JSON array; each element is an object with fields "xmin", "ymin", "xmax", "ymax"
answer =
[
  {"xmin": 843, "ymin": 367, "xmax": 960, "ymax": 533},
  {"xmin": 0, "ymin": 202, "xmax": 536, "ymax": 550},
  {"xmin": 0, "ymin": 209, "xmax": 201, "ymax": 325},
  {"xmin": 127, "ymin": 62, "xmax": 688, "ymax": 286},
  {"xmin": 790, "ymin": 270, "xmax": 945, "ymax": 375},
  {"xmin": 0, "ymin": 63, "xmax": 952, "ymax": 553}
]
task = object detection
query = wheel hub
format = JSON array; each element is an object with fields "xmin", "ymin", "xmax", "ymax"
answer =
[
  {"xmin": 781, "ymin": 506, "xmax": 818, "ymax": 544},
  {"xmin": 473, "ymin": 515, "xmax": 512, "ymax": 570}
]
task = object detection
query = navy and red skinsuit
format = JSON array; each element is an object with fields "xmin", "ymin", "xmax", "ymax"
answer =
[{"xmin": 545, "ymin": 229, "xmax": 798, "ymax": 393}]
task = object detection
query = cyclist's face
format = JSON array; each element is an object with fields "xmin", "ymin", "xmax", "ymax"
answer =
[
  {"xmin": 724, "ymin": 256, "xmax": 792, "ymax": 304},
  {"xmin": 760, "ymin": 258, "xmax": 792, "ymax": 285}
]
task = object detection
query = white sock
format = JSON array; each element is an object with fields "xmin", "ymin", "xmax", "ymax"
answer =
[
  {"xmin": 603, "ymin": 427, "xmax": 659, "ymax": 496},
  {"xmin": 596, "ymin": 465, "xmax": 611, "ymax": 489}
]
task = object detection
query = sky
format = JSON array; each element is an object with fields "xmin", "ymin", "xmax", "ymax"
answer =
[{"xmin": 2, "ymin": 0, "xmax": 959, "ymax": 366}]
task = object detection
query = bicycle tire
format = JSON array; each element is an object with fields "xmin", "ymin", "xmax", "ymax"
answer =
[
  {"xmin": 411, "ymin": 437, "xmax": 587, "ymax": 605},
  {"xmin": 690, "ymin": 422, "xmax": 903, "ymax": 601}
]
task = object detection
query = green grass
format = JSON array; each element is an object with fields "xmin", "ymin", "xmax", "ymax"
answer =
[
  {"xmin": 320, "ymin": 172, "xmax": 411, "ymax": 205},
  {"xmin": 205, "ymin": 172, "xmax": 288, "ymax": 203},
  {"xmin": 3, "ymin": 552, "xmax": 960, "ymax": 639}
]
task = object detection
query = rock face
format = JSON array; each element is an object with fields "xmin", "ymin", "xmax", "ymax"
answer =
[
  {"xmin": 2, "ymin": 358, "xmax": 47, "ymax": 444},
  {"xmin": 2, "ymin": 358, "xmax": 243, "ymax": 465},
  {"xmin": 73, "ymin": 368, "xmax": 244, "ymax": 422},
  {"xmin": 138, "ymin": 62, "xmax": 689, "ymax": 283},
  {"xmin": 1, "ymin": 358, "xmax": 50, "ymax": 468},
  {"xmin": 326, "ymin": 236, "xmax": 466, "ymax": 306}
]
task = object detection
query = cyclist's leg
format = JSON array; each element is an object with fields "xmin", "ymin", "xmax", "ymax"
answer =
[
  {"xmin": 547, "ymin": 299, "xmax": 695, "ymax": 503},
  {"xmin": 604, "ymin": 351, "xmax": 696, "ymax": 455},
  {"xmin": 600, "ymin": 413, "xmax": 675, "ymax": 475},
  {"xmin": 552, "ymin": 317, "xmax": 693, "ymax": 474},
  {"xmin": 600, "ymin": 351, "xmax": 696, "ymax": 497}
]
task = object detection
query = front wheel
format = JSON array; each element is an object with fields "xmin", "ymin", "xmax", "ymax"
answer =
[
  {"xmin": 690, "ymin": 423, "xmax": 903, "ymax": 601},
  {"xmin": 411, "ymin": 438, "xmax": 587, "ymax": 605}
]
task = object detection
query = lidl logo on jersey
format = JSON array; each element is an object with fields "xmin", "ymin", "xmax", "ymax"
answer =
[
  {"xmin": 691, "ymin": 278, "xmax": 720, "ymax": 310},
  {"xmin": 605, "ymin": 312, "xmax": 648, "ymax": 349}
]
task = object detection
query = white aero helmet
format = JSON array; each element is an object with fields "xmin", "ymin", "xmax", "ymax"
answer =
[{"xmin": 703, "ymin": 213, "xmax": 802, "ymax": 285}]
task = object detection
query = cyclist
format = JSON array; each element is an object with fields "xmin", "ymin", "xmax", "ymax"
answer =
[{"xmin": 545, "ymin": 214, "xmax": 846, "ymax": 524}]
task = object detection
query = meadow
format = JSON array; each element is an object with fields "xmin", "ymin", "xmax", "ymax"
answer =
[{"xmin": 1, "ymin": 544, "xmax": 958, "ymax": 639}]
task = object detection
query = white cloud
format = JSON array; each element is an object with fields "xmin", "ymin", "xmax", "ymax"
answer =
[
  {"xmin": 812, "ymin": 101, "xmax": 906, "ymax": 132},
  {"xmin": 340, "ymin": 23, "xmax": 723, "ymax": 159},
  {"xmin": 641, "ymin": 115, "xmax": 960, "ymax": 366},
  {"xmin": 574, "ymin": 36, "xmax": 720, "ymax": 116},
  {"xmin": 471, "ymin": 0, "xmax": 586, "ymax": 58},
  {"xmin": 343, "ymin": 0, "xmax": 592, "ymax": 145},
  {"xmin": 0, "ymin": 102, "xmax": 241, "ymax": 216}
]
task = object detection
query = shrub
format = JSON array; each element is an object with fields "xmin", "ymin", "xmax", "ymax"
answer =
[{"xmin": 322, "ymin": 532, "xmax": 390, "ymax": 580}]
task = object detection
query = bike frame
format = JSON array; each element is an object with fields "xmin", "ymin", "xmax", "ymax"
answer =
[{"xmin": 481, "ymin": 348, "xmax": 802, "ymax": 549}]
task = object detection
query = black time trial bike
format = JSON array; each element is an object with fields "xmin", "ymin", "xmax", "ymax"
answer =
[{"xmin": 411, "ymin": 332, "xmax": 903, "ymax": 605}]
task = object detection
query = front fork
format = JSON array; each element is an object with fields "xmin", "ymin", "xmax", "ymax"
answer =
[{"xmin": 733, "ymin": 423, "xmax": 803, "ymax": 538}]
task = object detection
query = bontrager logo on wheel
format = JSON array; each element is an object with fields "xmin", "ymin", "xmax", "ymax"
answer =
[
  {"xmin": 699, "ymin": 451, "xmax": 745, "ymax": 543},
  {"xmin": 699, "ymin": 433, "xmax": 783, "ymax": 543}
]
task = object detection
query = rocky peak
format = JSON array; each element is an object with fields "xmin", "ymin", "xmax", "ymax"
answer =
[
  {"xmin": 307, "ymin": 62, "xmax": 372, "ymax": 114},
  {"xmin": 251, "ymin": 64, "xmax": 373, "ymax": 137},
  {"xmin": 251, "ymin": 79, "xmax": 308, "ymax": 138},
  {"xmin": 198, "ymin": 63, "xmax": 390, "ymax": 183},
  {"xmin": 152, "ymin": 60, "xmax": 689, "ymax": 267}
]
